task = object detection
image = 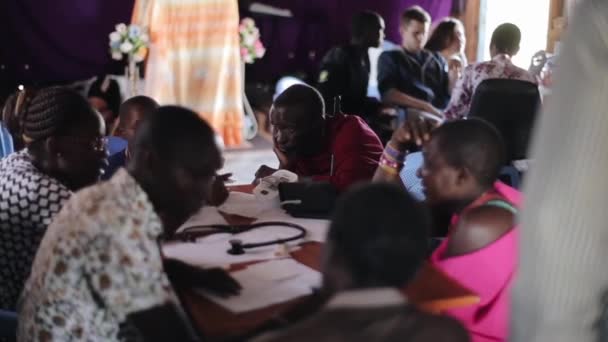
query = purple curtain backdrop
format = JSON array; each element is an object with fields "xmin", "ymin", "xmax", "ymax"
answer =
[
  {"xmin": 242, "ymin": 0, "xmax": 454, "ymax": 83},
  {"xmin": 0, "ymin": 0, "xmax": 454, "ymax": 96},
  {"xmin": 0, "ymin": 0, "xmax": 134, "ymax": 90}
]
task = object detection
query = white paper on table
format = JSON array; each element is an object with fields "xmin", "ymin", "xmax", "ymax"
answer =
[
  {"xmin": 254, "ymin": 209, "xmax": 330, "ymax": 243},
  {"xmin": 218, "ymin": 191, "xmax": 267, "ymax": 218},
  {"xmin": 177, "ymin": 206, "xmax": 228, "ymax": 232},
  {"xmin": 198, "ymin": 259, "xmax": 321, "ymax": 313},
  {"xmin": 162, "ymin": 224, "xmax": 303, "ymax": 268}
]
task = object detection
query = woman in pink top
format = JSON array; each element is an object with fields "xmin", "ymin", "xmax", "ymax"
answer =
[
  {"xmin": 374, "ymin": 117, "xmax": 520, "ymax": 342},
  {"xmin": 429, "ymin": 181, "xmax": 520, "ymax": 342}
]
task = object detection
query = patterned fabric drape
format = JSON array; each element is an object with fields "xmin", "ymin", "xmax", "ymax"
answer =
[{"xmin": 132, "ymin": 0, "xmax": 244, "ymax": 146}]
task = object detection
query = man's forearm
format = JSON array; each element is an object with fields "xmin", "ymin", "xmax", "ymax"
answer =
[
  {"xmin": 382, "ymin": 89, "xmax": 429, "ymax": 111},
  {"xmin": 373, "ymin": 140, "xmax": 407, "ymax": 188},
  {"xmin": 372, "ymin": 166, "xmax": 405, "ymax": 188}
]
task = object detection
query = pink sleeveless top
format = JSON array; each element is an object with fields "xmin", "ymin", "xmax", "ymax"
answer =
[{"xmin": 429, "ymin": 182, "xmax": 522, "ymax": 342}]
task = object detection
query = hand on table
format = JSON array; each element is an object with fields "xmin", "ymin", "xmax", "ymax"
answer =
[
  {"xmin": 273, "ymin": 145, "xmax": 296, "ymax": 170},
  {"xmin": 164, "ymin": 258, "xmax": 241, "ymax": 298},
  {"xmin": 192, "ymin": 268, "xmax": 242, "ymax": 298},
  {"xmin": 253, "ymin": 165, "xmax": 277, "ymax": 184}
]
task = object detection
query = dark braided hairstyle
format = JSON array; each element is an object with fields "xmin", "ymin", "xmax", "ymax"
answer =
[{"xmin": 21, "ymin": 86, "xmax": 98, "ymax": 144}]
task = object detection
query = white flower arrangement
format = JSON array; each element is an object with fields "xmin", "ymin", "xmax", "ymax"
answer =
[
  {"xmin": 239, "ymin": 18, "xmax": 265, "ymax": 64},
  {"xmin": 109, "ymin": 23, "xmax": 150, "ymax": 62}
]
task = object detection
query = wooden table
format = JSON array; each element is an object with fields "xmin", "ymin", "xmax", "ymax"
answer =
[{"xmin": 178, "ymin": 185, "xmax": 479, "ymax": 340}]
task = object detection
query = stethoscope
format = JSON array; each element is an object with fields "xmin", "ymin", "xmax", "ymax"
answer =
[{"xmin": 171, "ymin": 221, "xmax": 307, "ymax": 255}]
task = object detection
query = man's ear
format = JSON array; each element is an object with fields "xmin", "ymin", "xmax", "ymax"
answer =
[
  {"xmin": 455, "ymin": 166, "xmax": 472, "ymax": 186},
  {"xmin": 42, "ymin": 137, "xmax": 63, "ymax": 170},
  {"xmin": 141, "ymin": 148, "xmax": 159, "ymax": 170},
  {"xmin": 45, "ymin": 136, "xmax": 60, "ymax": 155},
  {"xmin": 399, "ymin": 23, "xmax": 407, "ymax": 36},
  {"xmin": 320, "ymin": 244, "xmax": 352, "ymax": 294},
  {"xmin": 131, "ymin": 146, "xmax": 162, "ymax": 175}
]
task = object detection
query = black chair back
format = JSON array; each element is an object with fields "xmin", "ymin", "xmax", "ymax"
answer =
[
  {"xmin": 468, "ymin": 79, "xmax": 541, "ymax": 161},
  {"xmin": 0, "ymin": 309, "xmax": 17, "ymax": 342}
]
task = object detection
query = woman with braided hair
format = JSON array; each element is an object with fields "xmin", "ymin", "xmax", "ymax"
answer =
[{"xmin": 0, "ymin": 86, "xmax": 107, "ymax": 311}]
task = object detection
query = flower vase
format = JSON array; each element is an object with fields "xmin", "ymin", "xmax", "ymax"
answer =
[{"xmin": 125, "ymin": 54, "xmax": 139, "ymax": 97}]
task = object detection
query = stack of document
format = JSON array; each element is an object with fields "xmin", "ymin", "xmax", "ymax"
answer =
[
  {"xmin": 218, "ymin": 191, "xmax": 267, "ymax": 218},
  {"xmin": 163, "ymin": 191, "xmax": 329, "ymax": 268},
  {"xmin": 163, "ymin": 225, "xmax": 302, "ymax": 268},
  {"xmin": 199, "ymin": 259, "xmax": 322, "ymax": 313}
]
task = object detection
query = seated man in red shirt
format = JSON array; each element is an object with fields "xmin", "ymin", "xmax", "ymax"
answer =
[{"xmin": 254, "ymin": 84, "xmax": 383, "ymax": 191}]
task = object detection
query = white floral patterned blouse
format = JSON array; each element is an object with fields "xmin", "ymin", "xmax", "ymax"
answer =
[
  {"xmin": 444, "ymin": 54, "xmax": 537, "ymax": 120},
  {"xmin": 18, "ymin": 169, "xmax": 176, "ymax": 341}
]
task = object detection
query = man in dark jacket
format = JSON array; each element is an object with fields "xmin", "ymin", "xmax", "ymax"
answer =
[{"xmin": 317, "ymin": 11, "xmax": 384, "ymax": 119}]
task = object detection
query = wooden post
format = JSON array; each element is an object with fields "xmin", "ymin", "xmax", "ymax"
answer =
[
  {"xmin": 454, "ymin": 0, "xmax": 481, "ymax": 63},
  {"xmin": 547, "ymin": 0, "xmax": 565, "ymax": 52}
]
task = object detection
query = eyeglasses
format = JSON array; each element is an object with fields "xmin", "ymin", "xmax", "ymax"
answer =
[{"xmin": 58, "ymin": 136, "xmax": 108, "ymax": 152}]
